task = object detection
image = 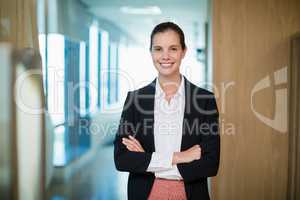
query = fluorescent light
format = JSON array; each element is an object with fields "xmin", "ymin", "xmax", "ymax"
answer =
[{"xmin": 120, "ymin": 6, "xmax": 162, "ymax": 15}]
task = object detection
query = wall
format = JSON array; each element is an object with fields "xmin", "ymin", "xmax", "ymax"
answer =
[
  {"xmin": 0, "ymin": 0, "xmax": 39, "ymax": 49},
  {"xmin": 287, "ymin": 34, "xmax": 300, "ymax": 199},
  {"xmin": 212, "ymin": 0, "xmax": 300, "ymax": 199},
  {"xmin": 16, "ymin": 65, "xmax": 44, "ymax": 200},
  {"xmin": 0, "ymin": 43, "xmax": 13, "ymax": 200}
]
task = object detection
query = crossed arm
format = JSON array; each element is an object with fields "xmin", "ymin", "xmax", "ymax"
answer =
[
  {"xmin": 114, "ymin": 91, "xmax": 220, "ymax": 182},
  {"xmin": 122, "ymin": 135, "xmax": 201, "ymax": 166}
]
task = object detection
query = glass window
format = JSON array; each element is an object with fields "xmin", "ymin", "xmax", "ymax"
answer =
[
  {"xmin": 108, "ymin": 42, "xmax": 119, "ymax": 104},
  {"xmin": 39, "ymin": 33, "xmax": 91, "ymax": 166},
  {"xmin": 53, "ymin": 125, "xmax": 66, "ymax": 166},
  {"xmin": 99, "ymin": 30, "xmax": 110, "ymax": 109},
  {"xmin": 79, "ymin": 41, "xmax": 87, "ymax": 116},
  {"xmin": 47, "ymin": 34, "xmax": 65, "ymax": 126},
  {"xmin": 88, "ymin": 24, "xmax": 99, "ymax": 114}
]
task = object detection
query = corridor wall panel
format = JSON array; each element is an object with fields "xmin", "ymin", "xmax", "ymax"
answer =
[{"xmin": 212, "ymin": 0, "xmax": 300, "ymax": 199}]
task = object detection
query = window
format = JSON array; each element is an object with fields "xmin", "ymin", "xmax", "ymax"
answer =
[
  {"xmin": 39, "ymin": 33, "xmax": 91, "ymax": 166},
  {"xmin": 39, "ymin": 26, "xmax": 121, "ymax": 166},
  {"xmin": 88, "ymin": 25, "xmax": 99, "ymax": 114},
  {"xmin": 99, "ymin": 30, "xmax": 110, "ymax": 109}
]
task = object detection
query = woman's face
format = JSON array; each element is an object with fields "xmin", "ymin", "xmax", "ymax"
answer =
[{"xmin": 151, "ymin": 30, "xmax": 186, "ymax": 78}]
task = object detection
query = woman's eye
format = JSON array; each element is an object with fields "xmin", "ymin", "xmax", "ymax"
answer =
[
  {"xmin": 171, "ymin": 47, "xmax": 178, "ymax": 51},
  {"xmin": 153, "ymin": 48, "xmax": 161, "ymax": 52}
]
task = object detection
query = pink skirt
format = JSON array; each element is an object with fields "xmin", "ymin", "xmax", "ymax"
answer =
[{"xmin": 148, "ymin": 178, "xmax": 187, "ymax": 200}]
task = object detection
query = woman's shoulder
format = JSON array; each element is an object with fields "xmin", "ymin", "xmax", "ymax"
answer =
[
  {"xmin": 184, "ymin": 78, "xmax": 215, "ymax": 96},
  {"xmin": 128, "ymin": 77, "xmax": 216, "ymax": 97},
  {"xmin": 129, "ymin": 79, "xmax": 156, "ymax": 96}
]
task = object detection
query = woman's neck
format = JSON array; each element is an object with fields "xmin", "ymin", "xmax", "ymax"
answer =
[{"xmin": 158, "ymin": 73, "xmax": 182, "ymax": 96}]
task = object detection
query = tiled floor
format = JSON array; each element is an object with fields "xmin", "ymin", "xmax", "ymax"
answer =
[{"xmin": 47, "ymin": 144, "xmax": 128, "ymax": 200}]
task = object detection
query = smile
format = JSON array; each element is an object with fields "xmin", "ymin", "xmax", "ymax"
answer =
[{"xmin": 160, "ymin": 63, "xmax": 174, "ymax": 68}]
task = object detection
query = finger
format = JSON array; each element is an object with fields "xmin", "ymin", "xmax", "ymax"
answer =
[
  {"xmin": 194, "ymin": 145, "xmax": 201, "ymax": 151},
  {"xmin": 127, "ymin": 146, "xmax": 138, "ymax": 152},
  {"xmin": 122, "ymin": 139, "xmax": 135, "ymax": 147},
  {"xmin": 123, "ymin": 138, "xmax": 136, "ymax": 145},
  {"xmin": 123, "ymin": 139, "xmax": 142, "ymax": 152},
  {"xmin": 129, "ymin": 136, "xmax": 144, "ymax": 149},
  {"xmin": 197, "ymin": 148, "xmax": 201, "ymax": 159},
  {"xmin": 128, "ymin": 145, "xmax": 138, "ymax": 152},
  {"xmin": 127, "ymin": 136, "xmax": 144, "ymax": 151},
  {"xmin": 123, "ymin": 138, "xmax": 138, "ymax": 147},
  {"xmin": 124, "ymin": 143, "xmax": 139, "ymax": 152},
  {"xmin": 123, "ymin": 136, "xmax": 144, "ymax": 152}
]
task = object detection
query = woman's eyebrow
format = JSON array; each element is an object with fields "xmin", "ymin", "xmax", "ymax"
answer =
[
  {"xmin": 170, "ymin": 44, "xmax": 180, "ymax": 47},
  {"xmin": 152, "ymin": 45, "xmax": 162, "ymax": 49},
  {"xmin": 153, "ymin": 44, "xmax": 180, "ymax": 48}
]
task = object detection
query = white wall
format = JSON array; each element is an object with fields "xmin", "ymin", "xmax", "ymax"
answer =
[{"xmin": 0, "ymin": 43, "xmax": 12, "ymax": 199}]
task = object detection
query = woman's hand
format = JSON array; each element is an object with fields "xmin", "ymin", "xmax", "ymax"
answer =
[
  {"xmin": 172, "ymin": 145, "xmax": 201, "ymax": 165},
  {"xmin": 122, "ymin": 135, "xmax": 145, "ymax": 152}
]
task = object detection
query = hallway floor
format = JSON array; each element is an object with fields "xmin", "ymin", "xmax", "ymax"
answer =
[{"xmin": 47, "ymin": 144, "xmax": 128, "ymax": 200}]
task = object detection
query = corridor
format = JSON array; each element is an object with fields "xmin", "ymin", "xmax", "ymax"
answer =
[{"xmin": 47, "ymin": 144, "xmax": 128, "ymax": 200}]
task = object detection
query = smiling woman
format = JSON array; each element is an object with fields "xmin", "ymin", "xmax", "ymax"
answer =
[{"xmin": 114, "ymin": 22, "xmax": 220, "ymax": 200}]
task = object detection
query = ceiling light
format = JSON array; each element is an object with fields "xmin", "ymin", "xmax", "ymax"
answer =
[{"xmin": 120, "ymin": 6, "xmax": 162, "ymax": 15}]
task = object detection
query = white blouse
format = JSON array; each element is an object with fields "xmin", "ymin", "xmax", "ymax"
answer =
[{"xmin": 146, "ymin": 76, "xmax": 185, "ymax": 180}]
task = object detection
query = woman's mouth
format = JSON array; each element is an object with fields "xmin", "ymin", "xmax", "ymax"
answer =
[{"xmin": 160, "ymin": 63, "xmax": 174, "ymax": 68}]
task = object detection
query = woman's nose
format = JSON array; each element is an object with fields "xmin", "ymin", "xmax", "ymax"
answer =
[{"xmin": 161, "ymin": 50, "xmax": 170, "ymax": 59}]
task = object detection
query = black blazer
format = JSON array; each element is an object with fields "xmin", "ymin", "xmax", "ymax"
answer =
[{"xmin": 114, "ymin": 76, "xmax": 220, "ymax": 200}]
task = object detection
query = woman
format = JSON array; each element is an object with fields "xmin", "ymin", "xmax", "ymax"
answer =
[{"xmin": 114, "ymin": 22, "xmax": 220, "ymax": 200}]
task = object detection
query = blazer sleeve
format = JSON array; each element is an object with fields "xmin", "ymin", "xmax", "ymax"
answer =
[
  {"xmin": 113, "ymin": 91, "xmax": 153, "ymax": 173},
  {"xmin": 177, "ymin": 95, "xmax": 220, "ymax": 182}
]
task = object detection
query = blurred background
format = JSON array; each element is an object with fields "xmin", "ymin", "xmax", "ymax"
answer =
[
  {"xmin": 0, "ymin": 0, "xmax": 299, "ymax": 200},
  {"xmin": 1, "ymin": 0, "xmax": 212, "ymax": 199}
]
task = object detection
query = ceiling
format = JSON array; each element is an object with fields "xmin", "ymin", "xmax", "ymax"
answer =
[{"xmin": 79, "ymin": 0, "xmax": 209, "ymax": 46}]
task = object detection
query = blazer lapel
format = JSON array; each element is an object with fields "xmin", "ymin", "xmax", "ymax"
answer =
[
  {"xmin": 139, "ymin": 79, "xmax": 156, "ymax": 152},
  {"xmin": 181, "ymin": 77, "xmax": 194, "ymax": 150}
]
